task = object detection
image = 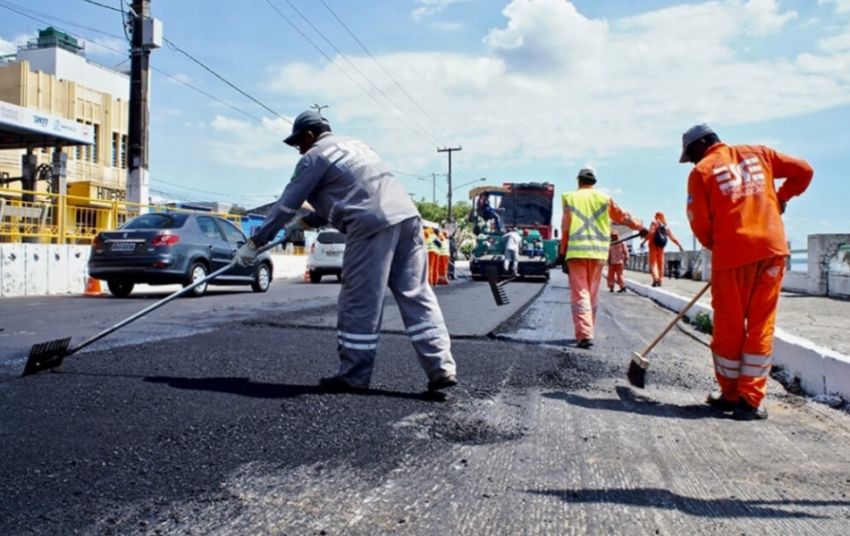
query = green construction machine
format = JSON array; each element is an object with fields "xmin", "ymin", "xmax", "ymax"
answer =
[{"xmin": 467, "ymin": 182, "xmax": 559, "ymax": 281}]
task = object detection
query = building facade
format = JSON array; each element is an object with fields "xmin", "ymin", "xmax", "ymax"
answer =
[{"xmin": 0, "ymin": 28, "xmax": 130, "ymax": 202}]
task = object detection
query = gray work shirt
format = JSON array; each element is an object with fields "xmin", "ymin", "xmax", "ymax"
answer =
[
  {"xmin": 503, "ymin": 231, "xmax": 521, "ymax": 252},
  {"xmin": 251, "ymin": 133, "xmax": 418, "ymax": 246}
]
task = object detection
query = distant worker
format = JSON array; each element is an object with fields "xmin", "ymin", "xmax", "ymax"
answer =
[
  {"xmin": 607, "ymin": 231, "xmax": 629, "ymax": 293},
  {"xmin": 235, "ymin": 110, "xmax": 457, "ymax": 392},
  {"xmin": 503, "ymin": 227, "xmax": 522, "ymax": 276},
  {"xmin": 478, "ymin": 195, "xmax": 504, "ymax": 233},
  {"xmin": 558, "ymin": 168, "xmax": 647, "ymax": 349},
  {"xmin": 426, "ymin": 228, "xmax": 441, "ymax": 286},
  {"xmin": 437, "ymin": 230, "xmax": 450, "ymax": 285},
  {"xmin": 640, "ymin": 211, "xmax": 684, "ymax": 287},
  {"xmin": 681, "ymin": 123, "xmax": 812, "ymax": 420}
]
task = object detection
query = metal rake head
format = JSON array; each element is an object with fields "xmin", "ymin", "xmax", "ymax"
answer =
[
  {"xmin": 487, "ymin": 272, "xmax": 510, "ymax": 306},
  {"xmin": 22, "ymin": 337, "xmax": 72, "ymax": 377}
]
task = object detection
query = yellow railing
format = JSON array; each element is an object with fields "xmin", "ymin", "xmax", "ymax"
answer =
[{"xmin": 0, "ymin": 187, "xmax": 242, "ymax": 245}]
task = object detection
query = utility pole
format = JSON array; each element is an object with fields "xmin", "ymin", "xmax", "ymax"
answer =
[
  {"xmin": 431, "ymin": 173, "xmax": 437, "ymax": 204},
  {"xmin": 311, "ymin": 103, "xmax": 329, "ymax": 117},
  {"xmin": 437, "ymin": 146, "xmax": 461, "ymax": 224},
  {"xmin": 127, "ymin": 0, "xmax": 161, "ymax": 211}
]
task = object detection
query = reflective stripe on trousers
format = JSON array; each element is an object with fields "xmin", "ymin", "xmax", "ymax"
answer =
[{"xmin": 336, "ymin": 217, "xmax": 456, "ymax": 388}]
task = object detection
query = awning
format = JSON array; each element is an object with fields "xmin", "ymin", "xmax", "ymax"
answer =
[{"xmin": 0, "ymin": 100, "xmax": 94, "ymax": 149}]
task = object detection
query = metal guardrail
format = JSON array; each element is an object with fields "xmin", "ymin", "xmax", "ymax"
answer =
[{"xmin": 0, "ymin": 187, "xmax": 241, "ymax": 245}]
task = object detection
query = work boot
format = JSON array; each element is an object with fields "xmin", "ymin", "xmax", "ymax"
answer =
[
  {"xmin": 609, "ymin": 287, "xmax": 614, "ymax": 293},
  {"xmin": 618, "ymin": 288, "xmax": 627, "ymax": 293},
  {"xmin": 732, "ymin": 399, "xmax": 768, "ymax": 421},
  {"xmin": 427, "ymin": 374, "xmax": 457, "ymax": 392},
  {"xmin": 706, "ymin": 391, "xmax": 736, "ymax": 412},
  {"xmin": 576, "ymin": 338, "xmax": 594, "ymax": 349},
  {"xmin": 318, "ymin": 375, "xmax": 368, "ymax": 393}
]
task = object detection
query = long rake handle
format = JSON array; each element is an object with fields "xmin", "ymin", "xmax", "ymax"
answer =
[
  {"xmin": 611, "ymin": 232, "xmax": 642, "ymax": 246},
  {"xmin": 638, "ymin": 282, "xmax": 711, "ymax": 359},
  {"xmin": 69, "ymin": 238, "xmax": 285, "ymax": 355}
]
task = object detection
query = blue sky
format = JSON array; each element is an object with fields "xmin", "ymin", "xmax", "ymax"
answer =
[{"xmin": 2, "ymin": 0, "xmax": 849, "ymax": 247}]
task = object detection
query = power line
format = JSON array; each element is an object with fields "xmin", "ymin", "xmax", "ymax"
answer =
[
  {"xmin": 163, "ymin": 37, "xmax": 290, "ymax": 124},
  {"xmin": 262, "ymin": 0, "xmax": 442, "ymax": 147},
  {"xmin": 79, "ymin": 0, "xmax": 123, "ymax": 13},
  {"xmin": 0, "ymin": 3, "xmax": 268, "ymax": 125},
  {"xmin": 0, "ymin": 0, "xmax": 126, "ymax": 41},
  {"xmin": 317, "ymin": 0, "xmax": 452, "ymax": 141},
  {"xmin": 280, "ymin": 0, "xmax": 442, "ymax": 146}
]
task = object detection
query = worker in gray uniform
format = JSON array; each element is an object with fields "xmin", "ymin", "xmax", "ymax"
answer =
[{"xmin": 234, "ymin": 110, "xmax": 457, "ymax": 393}]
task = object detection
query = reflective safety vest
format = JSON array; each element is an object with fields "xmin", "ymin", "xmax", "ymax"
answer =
[
  {"xmin": 439, "ymin": 235, "xmax": 450, "ymax": 256},
  {"xmin": 562, "ymin": 188, "xmax": 611, "ymax": 260},
  {"xmin": 426, "ymin": 233, "xmax": 440, "ymax": 254}
]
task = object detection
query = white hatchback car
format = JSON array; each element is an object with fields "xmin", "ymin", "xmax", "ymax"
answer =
[{"xmin": 306, "ymin": 229, "xmax": 345, "ymax": 283}]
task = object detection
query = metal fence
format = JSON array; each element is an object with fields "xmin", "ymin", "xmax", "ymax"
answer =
[{"xmin": 0, "ymin": 187, "xmax": 242, "ymax": 245}]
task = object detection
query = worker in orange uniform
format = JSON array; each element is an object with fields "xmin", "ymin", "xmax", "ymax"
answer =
[
  {"xmin": 558, "ymin": 168, "xmax": 647, "ymax": 349},
  {"xmin": 437, "ymin": 230, "xmax": 450, "ymax": 285},
  {"xmin": 640, "ymin": 211, "xmax": 684, "ymax": 287},
  {"xmin": 424, "ymin": 227, "xmax": 436, "ymax": 286},
  {"xmin": 681, "ymin": 124, "xmax": 812, "ymax": 421},
  {"xmin": 607, "ymin": 231, "xmax": 629, "ymax": 293}
]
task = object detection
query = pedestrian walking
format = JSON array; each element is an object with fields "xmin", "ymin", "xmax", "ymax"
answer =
[
  {"xmin": 235, "ymin": 110, "xmax": 457, "ymax": 392},
  {"xmin": 681, "ymin": 123, "xmax": 812, "ymax": 420},
  {"xmin": 640, "ymin": 211, "xmax": 684, "ymax": 287},
  {"xmin": 607, "ymin": 231, "xmax": 629, "ymax": 293},
  {"xmin": 558, "ymin": 168, "xmax": 647, "ymax": 349}
]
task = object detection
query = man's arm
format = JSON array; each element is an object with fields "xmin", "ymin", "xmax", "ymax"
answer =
[
  {"xmin": 769, "ymin": 148, "xmax": 813, "ymax": 205},
  {"xmin": 609, "ymin": 198, "xmax": 644, "ymax": 231},
  {"xmin": 251, "ymin": 156, "xmax": 325, "ymax": 246},
  {"xmin": 687, "ymin": 168, "xmax": 712, "ymax": 250},
  {"xmin": 559, "ymin": 208, "xmax": 571, "ymax": 256},
  {"xmin": 668, "ymin": 227, "xmax": 684, "ymax": 250}
]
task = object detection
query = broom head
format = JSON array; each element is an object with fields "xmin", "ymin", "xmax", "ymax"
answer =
[{"xmin": 23, "ymin": 337, "xmax": 72, "ymax": 377}]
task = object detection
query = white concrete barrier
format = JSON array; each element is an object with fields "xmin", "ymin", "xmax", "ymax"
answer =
[
  {"xmin": 625, "ymin": 278, "xmax": 850, "ymax": 402},
  {"xmin": 269, "ymin": 254, "xmax": 307, "ymax": 280}
]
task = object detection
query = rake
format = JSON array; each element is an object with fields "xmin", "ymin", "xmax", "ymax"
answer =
[
  {"xmin": 486, "ymin": 270, "xmax": 516, "ymax": 306},
  {"xmin": 22, "ymin": 238, "xmax": 285, "ymax": 377}
]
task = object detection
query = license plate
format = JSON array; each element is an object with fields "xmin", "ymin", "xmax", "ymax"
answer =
[
  {"xmin": 327, "ymin": 250, "xmax": 342, "ymax": 257},
  {"xmin": 110, "ymin": 242, "xmax": 136, "ymax": 252}
]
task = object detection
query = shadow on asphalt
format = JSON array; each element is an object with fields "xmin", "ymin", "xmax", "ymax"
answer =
[
  {"xmin": 543, "ymin": 385, "xmax": 719, "ymax": 420},
  {"xmin": 527, "ymin": 488, "xmax": 842, "ymax": 519},
  {"xmin": 143, "ymin": 375, "xmax": 448, "ymax": 402}
]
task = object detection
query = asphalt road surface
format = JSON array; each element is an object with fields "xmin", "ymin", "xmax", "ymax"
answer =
[{"xmin": 2, "ymin": 272, "xmax": 849, "ymax": 535}]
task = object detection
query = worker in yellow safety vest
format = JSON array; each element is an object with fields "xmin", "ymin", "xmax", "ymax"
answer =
[
  {"xmin": 558, "ymin": 167, "xmax": 647, "ymax": 349},
  {"xmin": 426, "ymin": 228, "xmax": 441, "ymax": 286}
]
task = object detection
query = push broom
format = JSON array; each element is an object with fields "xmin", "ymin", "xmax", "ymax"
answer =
[
  {"xmin": 22, "ymin": 238, "xmax": 285, "ymax": 377},
  {"xmin": 627, "ymin": 282, "xmax": 711, "ymax": 388}
]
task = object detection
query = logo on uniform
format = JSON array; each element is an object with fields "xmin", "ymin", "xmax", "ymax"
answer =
[{"xmin": 712, "ymin": 156, "xmax": 765, "ymax": 201}]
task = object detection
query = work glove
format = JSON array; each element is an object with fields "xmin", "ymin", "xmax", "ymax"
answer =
[
  {"xmin": 779, "ymin": 201, "xmax": 787, "ymax": 215},
  {"xmin": 235, "ymin": 239, "xmax": 259, "ymax": 267},
  {"xmin": 562, "ymin": 261, "xmax": 569, "ymax": 275},
  {"xmin": 638, "ymin": 227, "xmax": 649, "ymax": 238},
  {"xmin": 555, "ymin": 253, "xmax": 565, "ymax": 267},
  {"xmin": 284, "ymin": 218, "xmax": 306, "ymax": 242}
]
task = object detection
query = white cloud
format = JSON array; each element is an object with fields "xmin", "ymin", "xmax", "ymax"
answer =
[
  {"xmin": 81, "ymin": 36, "xmax": 128, "ymax": 60},
  {"xmin": 412, "ymin": 0, "xmax": 468, "ymax": 22},
  {"xmin": 206, "ymin": 114, "xmax": 298, "ymax": 171},
  {"xmin": 820, "ymin": 0, "xmax": 850, "ymax": 14},
  {"xmin": 0, "ymin": 32, "xmax": 35, "ymax": 56},
  {"xmin": 263, "ymin": 0, "xmax": 850, "ymax": 172}
]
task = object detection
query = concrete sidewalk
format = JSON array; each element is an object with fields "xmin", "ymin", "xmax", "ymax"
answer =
[
  {"xmin": 624, "ymin": 270, "xmax": 850, "ymax": 357},
  {"xmin": 623, "ymin": 268, "xmax": 850, "ymax": 402}
]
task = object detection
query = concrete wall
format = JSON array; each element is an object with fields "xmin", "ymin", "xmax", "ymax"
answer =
[
  {"xmin": 0, "ymin": 244, "xmax": 89, "ymax": 297},
  {"xmin": 0, "ymin": 245, "xmax": 308, "ymax": 298}
]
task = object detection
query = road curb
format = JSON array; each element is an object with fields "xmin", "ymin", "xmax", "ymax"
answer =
[{"xmin": 625, "ymin": 278, "xmax": 850, "ymax": 402}]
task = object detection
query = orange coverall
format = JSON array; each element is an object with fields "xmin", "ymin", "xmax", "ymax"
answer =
[
  {"xmin": 424, "ymin": 228, "xmax": 439, "ymax": 286},
  {"xmin": 437, "ymin": 232, "xmax": 450, "ymax": 285},
  {"xmin": 560, "ymin": 189, "xmax": 643, "ymax": 341},
  {"xmin": 687, "ymin": 143, "xmax": 812, "ymax": 408},
  {"xmin": 643, "ymin": 215, "xmax": 683, "ymax": 285},
  {"xmin": 607, "ymin": 238, "xmax": 629, "ymax": 291}
]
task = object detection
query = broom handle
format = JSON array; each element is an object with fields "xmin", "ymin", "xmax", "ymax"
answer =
[
  {"xmin": 611, "ymin": 232, "xmax": 642, "ymax": 246},
  {"xmin": 639, "ymin": 282, "xmax": 711, "ymax": 358},
  {"xmin": 70, "ymin": 237, "xmax": 286, "ymax": 354}
]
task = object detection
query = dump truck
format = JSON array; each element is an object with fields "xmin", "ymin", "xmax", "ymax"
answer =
[{"xmin": 467, "ymin": 182, "xmax": 558, "ymax": 281}]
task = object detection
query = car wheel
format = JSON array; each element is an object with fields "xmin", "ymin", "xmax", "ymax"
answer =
[
  {"xmin": 309, "ymin": 270, "xmax": 322, "ymax": 284},
  {"xmin": 107, "ymin": 280, "xmax": 134, "ymax": 298},
  {"xmin": 185, "ymin": 261, "xmax": 209, "ymax": 297},
  {"xmin": 252, "ymin": 263, "xmax": 272, "ymax": 292}
]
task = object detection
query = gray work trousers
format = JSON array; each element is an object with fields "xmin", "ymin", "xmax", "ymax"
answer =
[{"xmin": 336, "ymin": 216, "xmax": 456, "ymax": 388}]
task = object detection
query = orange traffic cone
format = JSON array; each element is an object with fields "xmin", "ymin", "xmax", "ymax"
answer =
[{"xmin": 84, "ymin": 276, "xmax": 104, "ymax": 296}]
